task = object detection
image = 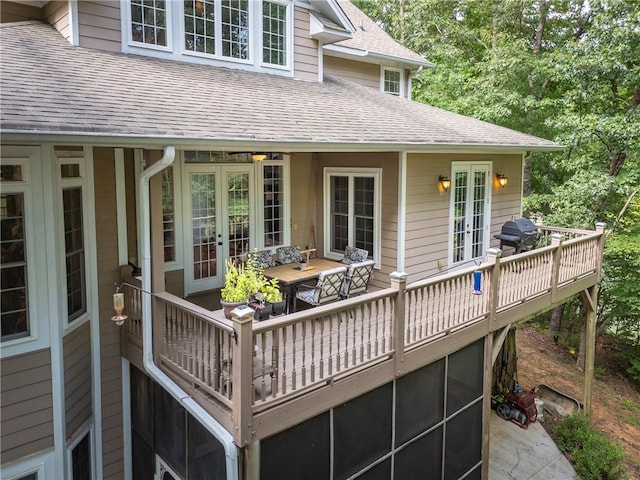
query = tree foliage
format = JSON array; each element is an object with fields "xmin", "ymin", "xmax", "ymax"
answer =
[{"xmin": 354, "ymin": 0, "xmax": 640, "ymax": 357}]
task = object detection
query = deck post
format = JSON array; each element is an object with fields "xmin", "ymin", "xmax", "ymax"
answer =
[
  {"xmin": 481, "ymin": 332, "xmax": 494, "ymax": 480},
  {"xmin": 486, "ymin": 248, "xmax": 502, "ymax": 330},
  {"xmin": 231, "ymin": 305, "xmax": 257, "ymax": 446},
  {"xmin": 595, "ymin": 222, "xmax": 606, "ymax": 281},
  {"xmin": 581, "ymin": 285, "xmax": 598, "ymax": 417},
  {"xmin": 390, "ymin": 271, "xmax": 407, "ymax": 376},
  {"xmin": 550, "ymin": 233, "xmax": 565, "ymax": 303}
]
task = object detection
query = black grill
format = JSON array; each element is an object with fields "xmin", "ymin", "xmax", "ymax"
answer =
[{"xmin": 494, "ymin": 218, "xmax": 539, "ymax": 253}]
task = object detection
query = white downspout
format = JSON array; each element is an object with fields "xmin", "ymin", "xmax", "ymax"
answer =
[{"xmin": 138, "ymin": 146, "xmax": 239, "ymax": 479}]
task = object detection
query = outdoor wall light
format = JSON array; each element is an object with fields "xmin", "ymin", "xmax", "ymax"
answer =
[
  {"xmin": 439, "ymin": 175, "xmax": 451, "ymax": 192},
  {"xmin": 496, "ymin": 173, "xmax": 509, "ymax": 188},
  {"xmin": 251, "ymin": 153, "xmax": 267, "ymax": 162}
]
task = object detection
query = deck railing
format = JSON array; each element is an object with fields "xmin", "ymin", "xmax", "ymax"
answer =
[{"xmin": 123, "ymin": 224, "xmax": 605, "ymax": 444}]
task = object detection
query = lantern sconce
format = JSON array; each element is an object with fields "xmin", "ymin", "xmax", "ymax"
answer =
[
  {"xmin": 251, "ymin": 152, "xmax": 267, "ymax": 162},
  {"xmin": 496, "ymin": 173, "xmax": 509, "ymax": 188},
  {"xmin": 439, "ymin": 175, "xmax": 451, "ymax": 192},
  {"xmin": 111, "ymin": 285, "xmax": 128, "ymax": 326}
]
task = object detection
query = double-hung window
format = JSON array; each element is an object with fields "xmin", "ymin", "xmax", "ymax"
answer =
[
  {"xmin": 59, "ymin": 157, "xmax": 91, "ymax": 329},
  {"xmin": 382, "ymin": 67, "xmax": 403, "ymax": 96},
  {"xmin": 262, "ymin": 1, "xmax": 288, "ymax": 67},
  {"xmin": 1, "ymin": 163, "xmax": 30, "ymax": 342},
  {"xmin": 324, "ymin": 168, "xmax": 380, "ymax": 264},
  {"xmin": 130, "ymin": 0, "xmax": 168, "ymax": 47}
]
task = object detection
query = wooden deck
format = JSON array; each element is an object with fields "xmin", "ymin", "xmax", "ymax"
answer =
[{"xmin": 121, "ymin": 225, "xmax": 605, "ymax": 445}]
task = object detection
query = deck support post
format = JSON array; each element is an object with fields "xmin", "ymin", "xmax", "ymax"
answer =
[
  {"xmin": 550, "ymin": 233, "xmax": 565, "ymax": 303},
  {"xmin": 231, "ymin": 306, "xmax": 257, "ymax": 446},
  {"xmin": 481, "ymin": 332, "xmax": 494, "ymax": 480},
  {"xmin": 581, "ymin": 285, "xmax": 599, "ymax": 418},
  {"xmin": 390, "ymin": 271, "xmax": 407, "ymax": 376},
  {"xmin": 486, "ymin": 248, "xmax": 502, "ymax": 330}
]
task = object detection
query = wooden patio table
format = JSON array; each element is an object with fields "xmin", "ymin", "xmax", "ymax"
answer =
[{"xmin": 263, "ymin": 258, "xmax": 345, "ymax": 313}]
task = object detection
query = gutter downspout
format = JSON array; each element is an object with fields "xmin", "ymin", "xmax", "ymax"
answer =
[{"xmin": 139, "ymin": 147, "xmax": 239, "ymax": 479}]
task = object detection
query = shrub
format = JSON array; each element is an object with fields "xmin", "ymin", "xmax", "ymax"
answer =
[{"xmin": 554, "ymin": 414, "xmax": 627, "ymax": 479}]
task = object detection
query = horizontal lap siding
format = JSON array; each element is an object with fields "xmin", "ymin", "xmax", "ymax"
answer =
[
  {"xmin": 94, "ymin": 147, "xmax": 125, "ymax": 479},
  {"xmin": 293, "ymin": 6, "xmax": 318, "ymax": 82},
  {"xmin": 1, "ymin": 2, "xmax": 43, "ymax": 22},
  {"xmin": 78, "ymin": 1, "xmax": 121, "ymax": 52},
  {"xmin": 64, "ymin": 322, "xmax": 92, "ymax": 437},
  {"xmin": 0, "ymin": 349, "xmax": 54, "ymax": 464},
  {"xmin": 404, "ymin": 153, "xmax": 523, "ymax": 282},
  {"xmin": 323, "ymin": 56, "xmax": 379, "ymax": 90},
  {"xmin": 44, "ymin": 1, "xmax": 71, "ymax": 42}
]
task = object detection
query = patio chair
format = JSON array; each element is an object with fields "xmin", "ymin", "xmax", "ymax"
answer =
[
  {"xmin": 276, "ymin": 245, "xmax": 303, "ymax": 265},
  {"xmin": 341, "ymin": 246, "xmax": 369, "ymax": 265},
  {"xmin": 251, "ymin": 249, "xmax": 275, "ymax": 269},
  {"xmin": 340, "ymin": 260, "xmax": 375, "ymax": 299},
  {"xmin": 295, "ymin": 266, "xmax": 347, "ymax": 308}
]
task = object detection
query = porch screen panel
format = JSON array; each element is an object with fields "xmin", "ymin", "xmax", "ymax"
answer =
[
  {"xmin": 330, "ymin": 176, "xmax": 349, "ymax": 252},
  {"xmin": 471, "ymin": 171, "xmax": 487, "ymax": 259},
  {"xmin": 191, "ymin": 173, "xmax": 217, "ymax": 280},
  {"xmin": 221, "ymin": 0, "xmax": 249, "ymax": 59},
  {"xmin": 0, "ymin": 192, "xmax": 29, "ymax": 341},
  {"xmin": 263, "ymin": 165, "xmax": 283, "ymax": 247},
  {"xmin": 452, "ymin": 171, "xmax": 468, "ymax": 264},
  {"xmin": 63, "ymin": 187, "xmax": 86, "ymax": 321},
  {"xmin": 353, "ymin": 176, "xmax": 374, "ymax": 255},
  {"xmin": 227, "ymin": 173, "xmax": 250, "ymax": 262}
]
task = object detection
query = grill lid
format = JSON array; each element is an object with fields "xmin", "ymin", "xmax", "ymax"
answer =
[{"xmin": 501, "ymin": 218, "xmax": 538, "ymax": 236}]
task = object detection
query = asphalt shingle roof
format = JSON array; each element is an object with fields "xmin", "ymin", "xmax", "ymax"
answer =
[
  {"xmin": 333, "ymin": 0, "xmax": 433, "ymax": 67},
  {"xmin": 0, "ymin": 22, "xmax": 559, "ymax": 151}
]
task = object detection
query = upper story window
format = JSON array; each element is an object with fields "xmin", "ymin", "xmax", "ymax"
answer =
[
  {"xmin": 124, "ymin": 0, "xmax": 291, "ymax": 72},
  {"xmin": 382, "ymin": 67, "xmax": 403, "ymax": 96},
  {"xmin": 130, "ymin": 0, "xmax": 168, "ymax": 47},
  {"xmin": 262, "ymin": 1, "xmax": 287, "ymax": 66}
]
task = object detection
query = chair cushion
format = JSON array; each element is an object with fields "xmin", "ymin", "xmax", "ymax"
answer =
[
  {"xmin": 276, "ymin": 246, "xmax": 302, "ymax": 264},
  {"xmin": 296, "ymin": 288, "xmax": 317, "ymax": 305},
  {"xmin": 253, "ymin": 249, "xmax": 275, "ymax": 268},
  {"xmin": 341, "ymin": 246, "xmax": 369, "ymax": 264}
]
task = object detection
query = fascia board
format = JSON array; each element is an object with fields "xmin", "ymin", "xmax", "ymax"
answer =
[
  {"xmin": 309, "ymin": 13, "xmax": 353, "ymax": 43},
  {"xmin": 324, "ymin": 44, "xmax": 434, "ymax": 68},
  {"xmin": 0, "ymin": 131, "xmax": 565, "ymax": 153}
]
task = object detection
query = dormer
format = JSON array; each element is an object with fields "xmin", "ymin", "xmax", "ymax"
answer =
[{"xmin": 323, "ymin": 0, "xmax": 434, "ymax": 99}]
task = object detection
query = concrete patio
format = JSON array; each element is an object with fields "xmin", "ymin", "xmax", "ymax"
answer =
[{"xmin": 489, "ymin": 412, "xmax": 576, "ymax": 479}]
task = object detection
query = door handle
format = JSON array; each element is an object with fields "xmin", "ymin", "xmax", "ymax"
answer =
[{"xmin": 218, "ymin": 242, "xmax": 223, "ymax": 246}]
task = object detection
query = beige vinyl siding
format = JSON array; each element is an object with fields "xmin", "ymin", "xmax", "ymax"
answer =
[
  {"xmin": 1, "ymin": 1, "xmax": 43, "ymax": 22},
  {"xmin": 289, "ymin": 153, "xmax": 316, "ymax": 250},
  {"xmin": 77, "ymin": 1, "xmax": 121, "ymax": 52},
  {"xmin": 43, "ymin": 1, "xmax": 71, "ymax": 42},
  {"xmin": 315, "ymin": 152, "xmax": 399, "ymax": 291},
  {"xmin": 93, "ymin": 147, "xmax": 125, "ymax": 480},
  {"xmin": 0, "ymin": 349, "xmax": 54, "ymax": 464},
  {"xmin": 293, "ymin": 6, "xmax": 318, "ymax": 82},
  {"xmin": 324, "ymin": 56, "xmax": 380, "ymax": 90},
  {"xmin": 64, "ymin": 322, "xmax": 92, "ymax": 438},
  {"xmin": 404, "ymin": 153, "xmax": 523, "ymax": 283}
]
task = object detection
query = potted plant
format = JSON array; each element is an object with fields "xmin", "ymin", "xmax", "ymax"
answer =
[
  {"xmin": 220, "ymin": 259, "xmax": 255, "ymax": 319},
  {"xmin": 250, "ymin": 292, "xmax": 272, "ymax": 320},
  {"xmin": 261, "ymin": 279, "xmax": 285, "ymax": 316}
]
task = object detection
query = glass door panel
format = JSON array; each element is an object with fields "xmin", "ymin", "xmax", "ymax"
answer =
[
  {"xmin": 449, "ymin": 164, "xmax": 490, "ymax": 266},
  {"xmin": 226, "ymin": 171, "xmax": 251, "ymax": 263}
]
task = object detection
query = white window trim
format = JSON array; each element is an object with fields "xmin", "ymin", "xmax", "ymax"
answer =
[
  {"xmin": 254, "ymin": 156, "xmax": 291, "ymax": 250},
  {"xmin": 323, "ymin": 167, "xmax": 382, "ymax": 267},
  {"xmin": 447, "ymin": 161, "xmax": 492, "ymax": 268},
  {"xmin": 156, "ymin": 454, "xmax": 183, "ymax": 480},
  {"xmin": 0, "ymin": 147, "xmax": 50, "ymax": 358},
  {"xmin": 121, "ymin": 0, "xmax": 173, "ymax": 53},
  {"xmin": 163, "ymin": 163, "xmax": 183, "ymax": 272},
  {"xmin": 259, "ymin": 0, "xmax": 293, "ymax": 70},
  {"xmin": 0, "ymin": 448, "xmax": 55, "ymax": 480},
  {"xmin": 66, "ymin": 421, "xmax": 95, "ymax": 480},
  {"xmin": 55, "ymin": 153, "xmax": 96, "ymax": 334},
  {"xmin": 120, "ymin": 0, "xmax": 293, "ymax": 75},
  {"xmin": 381, "ymin": 66, "xmax": 404, "ymax": 97}
]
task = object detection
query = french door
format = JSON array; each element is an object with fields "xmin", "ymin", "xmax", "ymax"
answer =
[
  {"xmin": 449, "ymin": 163, "xmax": 491, "ymax": 267},
  {"xmin": 183, "ymin": 165, "xmax": 254, "ymax": 294}
]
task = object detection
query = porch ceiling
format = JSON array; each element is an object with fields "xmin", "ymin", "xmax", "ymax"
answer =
[{"xmin": 1, "ymin": 22, "xmax": 561, "ymax": 152}]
